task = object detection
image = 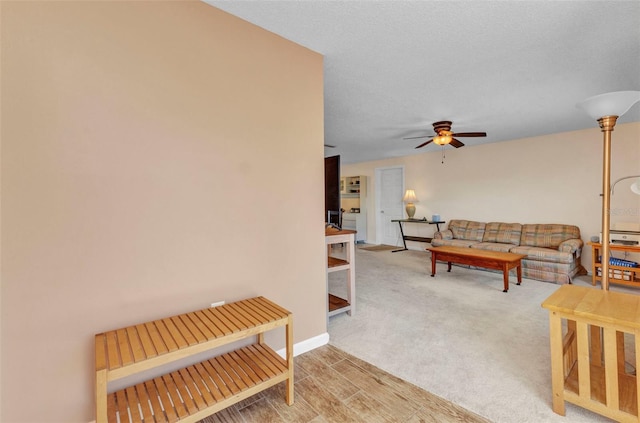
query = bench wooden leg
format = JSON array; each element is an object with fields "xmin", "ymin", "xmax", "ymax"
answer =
[
  {"xmin": 285, "ymin": 315, "xmax": 294, "ymax": 405},
  {"xmin": 96, "ymin": 369, "xmax": 107, "ymax": 423},
  {"xmin": 549, "ymin": 313, "xmax": 566, "ymax": 415}
]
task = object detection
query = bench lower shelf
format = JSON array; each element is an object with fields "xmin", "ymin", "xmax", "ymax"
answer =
[{"xmin": 108, "ymin": 343, "xmax": 288, "ymax": 423}]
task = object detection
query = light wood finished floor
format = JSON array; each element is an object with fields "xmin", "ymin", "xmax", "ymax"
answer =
[{"xmin": 199, "ymin": 344, "xmax": 490, "ymax": 423}]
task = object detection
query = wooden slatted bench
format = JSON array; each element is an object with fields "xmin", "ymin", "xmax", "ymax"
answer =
[{"xmin": 95, "ymin": 296, "xmax": 293, "ymax": 423}]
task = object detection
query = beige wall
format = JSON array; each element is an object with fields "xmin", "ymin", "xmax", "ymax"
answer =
[
  {"xmin": 1, "ymin": 2, "xmax": 326, "ymax": 422},
  {"xmin": 343, "ymin": 122, "xmax": 640, "ymax": 269}
]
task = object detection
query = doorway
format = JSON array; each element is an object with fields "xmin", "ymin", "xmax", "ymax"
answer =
[
  {"xmin": 375, "ymin": 166, "xmax": 404, "ymax": 246},
  {"xmin": 324, "ymin": 155, "xmax": 340, "ymax": 225}
]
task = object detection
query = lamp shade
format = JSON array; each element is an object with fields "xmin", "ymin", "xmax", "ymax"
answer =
[
  {"xmin": 632, "ymin": 178, "xmax": 640, "ymax": 195},
  {"xmin": 403, "ymin": 189, "xmax": 418, "ymax": 203},
  {"xmin": 576, "ymin": 91, "xmax": 640, "ymax": 120}
]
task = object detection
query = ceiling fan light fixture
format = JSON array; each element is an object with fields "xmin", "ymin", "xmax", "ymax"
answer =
[
  {"xmin": 408, "ymin": 121, "xmax": 484, "ymax": 150},
  {"xmin": 433, "ymin": 131, "xmax": 452, "ymax": 145},
  {"xmin": 432, "ymin": 136, "xmax": 445, "ymax": 145}
]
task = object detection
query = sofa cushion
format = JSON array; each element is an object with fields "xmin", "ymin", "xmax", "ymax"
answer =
[
  {"xmin": 520, "ymin": 224, "xmax": 581, "ymax": 248},
  {"xmin": 448, "ymin": 220, "xmax": 486, "ymax": 242},
  {"xmin": 509, "ymin": 245, "xmax": 574, "ymax": 264},
  {"xmin": 482, "ymin": 222, "xmax": 522, "ymax": 245},
  {"xmin": 430, "ymin": 238, "xmax": 481, "ymax": 248},
  {"xmin": 472, "ymin": 242, "xmax": 516, "ymax": 253}
]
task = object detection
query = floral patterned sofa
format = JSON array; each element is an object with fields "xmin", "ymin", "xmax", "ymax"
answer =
[{"xmin": 431, "ymin": 219, "xmax": 586, "ymax": 284}]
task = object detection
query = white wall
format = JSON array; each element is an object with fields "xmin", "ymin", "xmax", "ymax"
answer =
[{"xmin": 343, "ymin": 122, "xmax": 640, "ymax": 272}]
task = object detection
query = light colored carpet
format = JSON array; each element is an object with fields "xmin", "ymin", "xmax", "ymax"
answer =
[{"xmin": 328, "ymin": 248, "xmax": 624, "ymax": 423}]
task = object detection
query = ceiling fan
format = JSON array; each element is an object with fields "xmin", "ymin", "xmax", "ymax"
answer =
[{"xmin": 404, "ymin": 121, "xmax": 487, "ymax": 149}]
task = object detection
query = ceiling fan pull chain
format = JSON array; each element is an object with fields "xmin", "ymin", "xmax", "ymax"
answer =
[{"xmin": 441, "ymin": 145, "xmax": 445, "ymax": 164}]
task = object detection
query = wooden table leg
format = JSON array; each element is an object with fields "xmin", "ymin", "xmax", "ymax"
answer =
[
  {"xmin": 430, "ymin": 252, "xmax": 436, "ymax": 277},
  {"xmin": 549, "ymin": 313, "xmax": 566, "ymax": 416},
  {"xmin": 502, "ymin": 263, "xmax": 509, "ymax": 292},
  {"xmin": 447, "ymin": 261, "xmax": 452, "ymax": 272},
  {"xmin": 516, "ymin": 262, "xmax": 522, "ymax": 285}
]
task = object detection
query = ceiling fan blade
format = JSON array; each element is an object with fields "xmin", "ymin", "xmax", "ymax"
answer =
[
  {"xmin": 449, "ymin": 138, "xmax": 465, "ymax": 148},
  {"xmin": 450, "ymin": 132, "xmax": 487, "ymax": 137},
  {"xmin": 403, "ymin": 135, "xmax": 434, "ymax": 140},
  {"xmin": 415, "ymin": 139, "xmax": 433, "ymax": 149},
  {"xmin": 324, "ymin": 144, "xmax": 336, "ymax": 148}
]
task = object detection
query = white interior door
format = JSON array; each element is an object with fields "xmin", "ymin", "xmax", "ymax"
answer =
[{"xmin": 376, "ymin": 167, "xmax": 404, "ymax": 246}]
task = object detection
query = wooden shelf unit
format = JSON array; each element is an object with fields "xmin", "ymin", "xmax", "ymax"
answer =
[
  {"xmin": 340, "ymin": 175, "xmax": 367, "ymax": 243},
  {"xmin": 542, "ymin": 285, "xmax": 640, "ymax": 421},
  {"xmin": 326, "ymin": 228, "xmax": 356, "ymax": 317},
  {"xmin": 95, "ymin": 296, "xmax": 293, "ymax": 423},
  {"xmin": 588, "ymin": 242, "xmax": 640, "ymax": 288}
]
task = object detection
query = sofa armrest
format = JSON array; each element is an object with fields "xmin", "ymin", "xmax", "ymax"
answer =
[
  {"xmin": 434, "ymin": 229, "xmax": 453, "ymax": 240},
  {"xmin": 559, "ymin": 238, "xmax": 583, "ymax": 256}
]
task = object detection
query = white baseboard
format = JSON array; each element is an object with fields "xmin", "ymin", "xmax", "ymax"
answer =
[{"xmin": 276, "ymin": 332, "xmax": 330, "ymax": 358}]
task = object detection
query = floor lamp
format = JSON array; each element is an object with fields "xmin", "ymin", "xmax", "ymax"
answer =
[{"xmin": 577, "ymin": 91, "xmax": 640, "ymax": 290}]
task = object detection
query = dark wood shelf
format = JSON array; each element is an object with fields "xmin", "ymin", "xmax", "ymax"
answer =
[
  {"xmin": 328, "ymin": 294, "xmax": 350, "ymax": 316},
  {"xmin": 327, "ymin": 256, "xmax": 349, "ymax": 269}
]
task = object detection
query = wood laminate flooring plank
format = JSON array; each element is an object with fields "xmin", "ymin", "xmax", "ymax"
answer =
[{"xmin": 198, "ymin": 344, "xmax": 490, "ymax": 423}]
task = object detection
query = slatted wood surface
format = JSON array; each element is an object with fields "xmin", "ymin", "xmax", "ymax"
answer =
[
  {"xmin": 107, "ymin": 343, "xmax": 288, "ymax": 423},
  {"xmin": 96, "ymin": 297, "xmax": 290, "ymax": 376},
  {"xmin": 542, "ymin": 285, "xmax": 640, "ymax": 421},
  {"xmin": 96, "ymin": 296, "xmax": 293, "ymax": 423}
]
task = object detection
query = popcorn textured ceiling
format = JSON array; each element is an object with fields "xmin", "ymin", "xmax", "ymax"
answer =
[{"xmin": 207, "ymin": 1, "xmax": 640, "ymax": 164}]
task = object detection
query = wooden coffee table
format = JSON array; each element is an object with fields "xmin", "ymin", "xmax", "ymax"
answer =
[{"xmin": 427, "ymin": 246, "xmax": 527, "ymax": 292}]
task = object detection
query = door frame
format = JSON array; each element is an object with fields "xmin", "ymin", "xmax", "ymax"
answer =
[{"xmin": 374, "ymin": 165, "xmax": 405, "ymax": 245}]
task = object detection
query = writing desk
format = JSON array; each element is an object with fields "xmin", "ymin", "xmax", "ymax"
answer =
[{"xmin": 391, "ymin": 219, "xmax": 445, "ymax": 252}]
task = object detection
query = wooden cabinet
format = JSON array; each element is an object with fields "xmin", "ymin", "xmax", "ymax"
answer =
[
  {"xmin": 325, "ymin": 228, "xmax": 356, "ymax": 317},
  {"xmin": 340, "ymin": 175, "xmax": 362, "ymax": 196},
  {"xmin": 95, "ymin": 297, "xmax": 294, "ymax": 423},
  {"xmin": 589, "ymin": 242, "xmax": 640, "ymax": 288}
]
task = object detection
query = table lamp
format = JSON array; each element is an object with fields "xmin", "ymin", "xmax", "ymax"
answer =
[{"xmin": 403, "ymin": 189, "xmax": 418, "ymax": 219}]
